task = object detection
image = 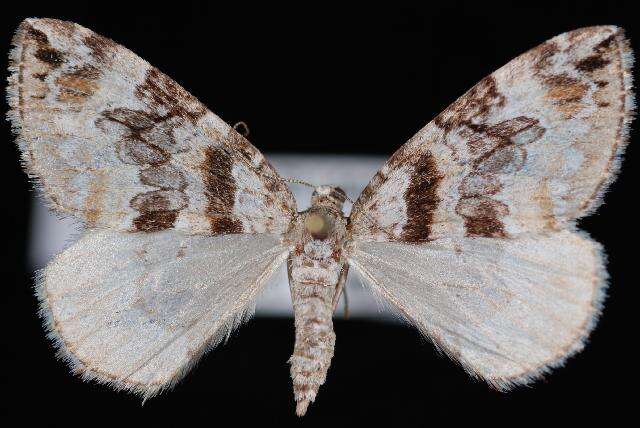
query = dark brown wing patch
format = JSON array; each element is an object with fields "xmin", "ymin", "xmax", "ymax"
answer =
[
  {"xmin": 401, "ymin": 152, "xmax": 444, "ymax": 243},
  {"xmin": 201, "ymin": 146, "xmax": 243, "ymax": 235}
]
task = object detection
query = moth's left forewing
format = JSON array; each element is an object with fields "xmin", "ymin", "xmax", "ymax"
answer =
[{"xmin": 7, "ymin": 18, "xmax": 296, "ymax": 235}]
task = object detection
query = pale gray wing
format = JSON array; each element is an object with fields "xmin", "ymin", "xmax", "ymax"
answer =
[
  {"xmin": 40, "ymin": 230, "xmax": 289, "ymax": 397},
  {"xmin": 350, "ymin": 26, "xmax": 633, "ymax": 243},
  {"xmin": 347, "ymin": 230, "xmax": 606, "ymax": 389},
  {"xmin": 8, "ymin": 18, "xmax": 295, "ymax": 235}
]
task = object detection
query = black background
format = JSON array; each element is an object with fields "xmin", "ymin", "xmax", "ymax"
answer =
[{"xmin": 1, "ymin": 2, "xmax": 637, "ymax": 426}]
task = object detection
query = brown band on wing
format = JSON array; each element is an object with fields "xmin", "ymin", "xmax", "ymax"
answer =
[
  {"xmin": 400, "ymin": 152, "xmax": 443, "ymax": 243},
  {"xmin": 201, "ymin": 146, "xmax": 243, "ymax": 235}
]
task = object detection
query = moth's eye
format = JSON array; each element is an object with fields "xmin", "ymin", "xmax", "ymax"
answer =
[{"xmin": 304, "ymin": 213, "xmax": 331, "ymax": 239}]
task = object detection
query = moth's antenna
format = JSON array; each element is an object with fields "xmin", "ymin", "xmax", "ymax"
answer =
[
  {"xmin": 233, "ymin": 121, "xmax": 250, "ymax": 137},
  {"xmin": 284, "ymin": 178, "xmax": 317, "ymax": 189}
]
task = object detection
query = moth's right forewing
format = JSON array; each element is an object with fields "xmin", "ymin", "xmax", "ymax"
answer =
[
  {"xmin": 349, "ymin": 26, "xmax": 633, "ymax": 242},
  {"xmin": 347, "ymin": 231, "xmax": 606, "ymax": 389},
  {"xmin": 40, "ymin": 231, "xmax": 289, "ymax": 398},
  {"xmin": 345, "ymin": 27, "xmax": 630, "ymax": 388}
]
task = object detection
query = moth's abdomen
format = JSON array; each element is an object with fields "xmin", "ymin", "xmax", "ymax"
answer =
[
  {"xmin": 285, "ymin": 195, "xmax": 347, "ymax": 416},
  {"xmin": 289, "ymin": 277, "xmax": 336, "ymax": 416}
]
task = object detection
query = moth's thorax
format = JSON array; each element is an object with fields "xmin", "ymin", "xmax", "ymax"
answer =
[{"xmin": 287, "ymin": 193, "xmax": 348, "ymax": 285}]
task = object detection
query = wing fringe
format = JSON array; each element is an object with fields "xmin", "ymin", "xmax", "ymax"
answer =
[{"xmin": 580, "ymin": 27, "xmax": 635, "ymax": 218}]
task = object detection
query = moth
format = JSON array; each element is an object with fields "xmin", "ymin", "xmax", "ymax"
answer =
[{"xmin": 8, "ymin": 18, "xmax": 634, "ymax": 416}]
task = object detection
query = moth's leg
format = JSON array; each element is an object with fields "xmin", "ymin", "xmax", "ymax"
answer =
[
  {"xmin": 342, "ymin": 285, "xmax": 350, "ymax": 319},
  {"xmin": 332, "ymin": 264, "xmax": 349, "ymax": 317}
]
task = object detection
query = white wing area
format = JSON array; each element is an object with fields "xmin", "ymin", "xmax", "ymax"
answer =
[
  {"xmin": 39, "ymin": 231, "xmax": 289, "ymax": 397},
  {"xmin": 348, "ymin": 230, "xmax": 606, "ymax": 388}
]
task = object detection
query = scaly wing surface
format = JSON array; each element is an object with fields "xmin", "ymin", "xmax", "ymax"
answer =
[
  {"xmin": 41, "ymin": 231, "xmax": 289, "ymax": 397},
  {"xmin": 350, "ymin": 26, "xmax": 633, "ymax": 242},
  {"xmin": 347, "ymin": 26, "xmax": 633, "ymax": 388},
  {"xmin": 8, "ymin": 18, "xmax": 295, "ymax": 235},
  {"xmin": 348, "ymin": 231, "xmax": 605, "ymax": 388}
]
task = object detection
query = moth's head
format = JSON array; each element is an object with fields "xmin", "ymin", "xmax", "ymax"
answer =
[{"xmin": 311, "ymin": 185, "xmax": 347, "ymax": 211}]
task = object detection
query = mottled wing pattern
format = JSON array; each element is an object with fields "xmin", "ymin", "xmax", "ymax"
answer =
[
  {"xmin": 40, "ymin": 231, "xmax": 289, "ymax": 397},
  {"xmin": 7, "ymin": 18, "xmax": 295, "ymax": 235},
  {"xmin": 348, "ymin": 231, "xmax": 605, "ymax": 389},
  {"xmin": 347, "ymin": 26, "xmax": 633, "ymax": 389},
  {"xmin": 350, "ymin": 26, "xmax": 633, "ymax": 242}
]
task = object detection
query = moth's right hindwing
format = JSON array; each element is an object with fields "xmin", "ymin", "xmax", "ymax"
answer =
[
  {"xmin": 348, "ymin": 231, "xmax": 606, "ymax": 388},
  {"xmin": 8, "ymin": 18, "xmax": 296, "ymax": 235},
  {"xmin": 40, "ymin": 231, "xmax": 289, "ymax": 397}
]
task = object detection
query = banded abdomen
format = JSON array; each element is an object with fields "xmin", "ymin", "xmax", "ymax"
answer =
[
  {"xmin": 286, "ymin": 186, "xmax": 348, "ymax": 416},
  {"xmin": 289, "ymin": 268, "xmax": 338, "ymax": 416}
]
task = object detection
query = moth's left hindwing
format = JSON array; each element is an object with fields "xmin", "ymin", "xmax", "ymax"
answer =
[
  {"xmin": 8, "ymin": 18, "xmax": 296, "ymax": 235},
  {"xmin": 41, "ymin": 231, "xmax": 289, "ymax": 397},
  {"xmin": 347, "ymin": 26, "xmax": 633, "ymax": 388}
]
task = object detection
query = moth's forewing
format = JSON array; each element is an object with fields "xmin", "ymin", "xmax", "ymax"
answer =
[{"xmin": 347, "ymin": 26, "xmax": 633, "ymax": 388}]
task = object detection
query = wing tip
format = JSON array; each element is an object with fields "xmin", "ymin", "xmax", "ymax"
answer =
[{"xmin": 6, "ymin": 17, "xmax": 86, "ymax": 131}]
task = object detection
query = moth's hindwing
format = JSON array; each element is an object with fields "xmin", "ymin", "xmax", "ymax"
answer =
[
  {"xmin": 348, "ymin": 230, "xmax": 606, "ymax": 389},
  {"xmin": 41, "ymin": 231, "xmax": 289, "ymax": 397}
]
